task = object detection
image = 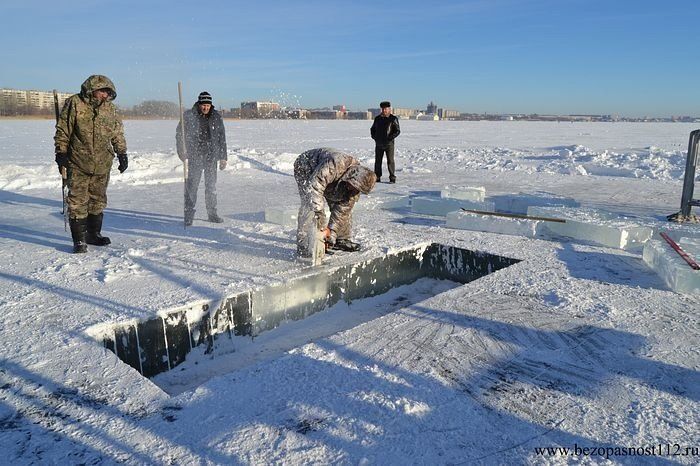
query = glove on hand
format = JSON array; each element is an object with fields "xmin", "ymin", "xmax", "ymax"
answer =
[
  {"xmin": 55, "ymin": 153, "xmax": 69, "ymax": 173},
  {"xmin": 325, "ymin": 228, "xmax": 337, "ymax": 246},
  {"xmin": 117, "ymin": 154, "xmax": 128, "ymax": 173}
]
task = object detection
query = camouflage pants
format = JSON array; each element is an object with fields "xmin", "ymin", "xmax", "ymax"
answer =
[
  {"xmin": 67, "ymin": 167, "xmax": 110, "ymax": 219},
  {"xmin": 294, "ymin": 161, "xmax": 353, "ymax": 257}
]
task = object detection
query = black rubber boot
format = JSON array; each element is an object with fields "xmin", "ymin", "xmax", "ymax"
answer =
[
  {"xmin": 86, "ymin": 213, "xmax": 111, "ymax": 246},
  {"xmin": 185, "ymin": 210, "xmax": 195, "ymax": 227},
  {"xmin": 69, "ymin": 218, "xmax": 88, "ymax": 253},
  {"xmin": 330, "ymin": 239, "xmax": 361, "ymax": 252},
  {"xmin": 208, "ymin": 212, "xmax": 224, "ymax": 223}
]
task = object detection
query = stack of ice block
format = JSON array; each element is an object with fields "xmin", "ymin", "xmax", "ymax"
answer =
[
  {"xmin": 528, "ymin": 206, "xmax": 653, "ymax": 250},
  {"xmin": 265, "ymin": 206, "xmax": 331, "ymax": 227},
  {"xmin": 440, "ymin": 186, "xmax": 486, "ymax": 202},
  {"xmin": 491, "ymin": 192, "xmax": 578, "ymax": 215},
  {"xmin": 446, "ymin": 210, "xmax": 543, "ymax": 238},
  {"xmin": 412, "ymin": 186, "xmax": 494, "ymax": 217},
  {"xmin": 412, "ymin": 197, "xmax": 495, "ymax": 217},
  {"xmin": 643, "ymin": 236, "xmax": 700, "ymax": 293}
]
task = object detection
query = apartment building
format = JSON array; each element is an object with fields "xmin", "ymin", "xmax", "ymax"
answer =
[
  {"xmin": 0, "ymin": 88, "xmax": 72, "ymax": 115},
  {"xmin": 240, "ymin": 101, "xmax": 281, "ymax": 118}
]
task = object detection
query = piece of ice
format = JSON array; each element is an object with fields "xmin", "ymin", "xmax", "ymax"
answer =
[
  {"xmin": 643, "ymin": 237, "xmax": 700, "ymax": 294},
  {"xmin": 232, "ymin": 161, "xmax": 252, "ymax": 170},
  {"xmin": 380, "ymin": 196, "xmax": 412, "ymax": 210},
  {"xmin": 529, "ymin": 206, "xmax": 653, "ymax": 250},
  {"xmin": 265, "ymin": 206, "xmax": 331, "ymax": 227},
  {"xmin": 440, "ymin": 186, "xmax": 486, "ymax": 202},
  {"xmin": 411, "ymin": 197, "xmax": 495, "ymax": 217},
  {"xmin": 680, "ymin": 237, "xmax": 700, "ymax": 256},
  {"xmin": 446, "ymin": 211, "xmax": 543, "ymax": 238},
  {"xmin": 490, "ymin": 192, "xmax": 579, "ymax": 214},
  {"xmin": 264, "ymin": 207, "xmax": 298, "ymax": 227}
]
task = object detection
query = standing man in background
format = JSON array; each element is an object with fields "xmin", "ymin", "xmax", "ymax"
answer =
[
  {"xmin": 370, "ymin": 101, "xmax": 401, "ymax": 183},
  {"xmin": 176, "ymin": 91, "xmax": 228, "ymax": 226},
  {"xmin": 54, "ymin": 74, "xmax": 128, "ymax": 254}
]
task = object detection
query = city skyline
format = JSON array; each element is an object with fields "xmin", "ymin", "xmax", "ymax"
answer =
[
  {"xmin": 2, "ymin": 1, "xmax": 699, "ymax": 117},
  {"xmin": 2, "ymin": 86, "xmax": 698, "ymax": 122}
]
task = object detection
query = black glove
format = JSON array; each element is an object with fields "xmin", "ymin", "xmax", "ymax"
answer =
[
  {"xmin": 117, "ymin": 153, "xmax": 128, "ymax": 173},
  {"xmin": 55, "ymin": 153, "xmax": 68, "ymax": 173}
]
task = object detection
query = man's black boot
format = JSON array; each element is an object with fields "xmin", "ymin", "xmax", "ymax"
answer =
[
  {"xmin": 86, "ymin": 213, "xmax": 111, "ymax": 246},
  {"xmin": 208, "ymin": 212, "xmax": 224, "ymax": 223},
  {"xmin": 331, "ymin": 239, "xmax": 361, "ymax": 252},
  {"xmin": 69, "ymin": 217, "xmax": 88, "ymax": 253},
  {"xmin": 185, "ymin": 210, "xmax": 195, "ymax": 227}
]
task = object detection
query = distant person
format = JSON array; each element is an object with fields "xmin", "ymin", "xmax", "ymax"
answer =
[
  {"xmin": 293, "ymin": 148, "xmax": 376, "ymax": 257},
  {"xmin": 54, "ymin": 75, "xmax": 128, "ymax": 254},
  {"xmin": 176, "ymin": 91, "xmax": 228, "ymax": 226},
  {"xmin": 370, "ymin": 101, "xmax": 401, "ymax": 183}
]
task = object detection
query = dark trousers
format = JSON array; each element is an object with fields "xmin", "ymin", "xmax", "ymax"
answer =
[
  {"xmin": 374, "ymin": 143, "xmax": 395, "ymax": 181},
  {"xmin": 185, "ymin": 159, "xmax": 218, "ymax": 215}
]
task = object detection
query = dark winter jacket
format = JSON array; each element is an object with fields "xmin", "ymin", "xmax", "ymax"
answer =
[
  {"xmin": 54, "ymin": 75, "xmax": 127, "ymax": 175},
  {"xmin": 176, "ymin": 104, "xmax": 227, "ymax": 163},
  {"xmin": 370, "ymin": 114, "xmax": 401, "ymax": 146}
]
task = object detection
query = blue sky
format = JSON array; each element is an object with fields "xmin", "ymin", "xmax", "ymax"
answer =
[{"xmin": 2, "ymin": 0, "xmax": 698, "ymax": 116}]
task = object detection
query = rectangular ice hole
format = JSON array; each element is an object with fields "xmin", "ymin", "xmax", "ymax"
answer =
[{"xmin": 89, "ymin": 243, "xmax": 521, "ymax": 388}]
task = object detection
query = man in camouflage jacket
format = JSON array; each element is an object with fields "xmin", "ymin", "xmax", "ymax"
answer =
[
  {"xmin": 293, "ymin": 148, "xmax": 376, "ymax": 257},
  {"xmin": 54, "ymin": 75, "xmax": 128, "ymax": 253}
]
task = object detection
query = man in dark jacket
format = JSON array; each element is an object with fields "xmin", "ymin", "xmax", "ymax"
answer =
[
  {"xmin": 370, "ymin": 101, "xmax": 400, "ymax": 183},
  {"xmin": 176, "ymin": 91, "xmax": 228, "ymax": 226},
  {"xmin": 54, "ymin": 75, "xmax": 128, "ymax": 253},
  {"xmin": 294, "ymin": 148, "xmax": 376, "ymax": 257}
]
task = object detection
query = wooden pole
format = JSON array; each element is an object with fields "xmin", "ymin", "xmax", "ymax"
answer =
[
  {"xmin": 53, "ymin": 89, "xmax": 68, "ymax": 231},
  {"xmin": 659, "ymin": 232, "xmax": 700, "ymax": 270},
  {"xmin": 178, "ymin": 82, "xmax": 188, "ymax": 228}
]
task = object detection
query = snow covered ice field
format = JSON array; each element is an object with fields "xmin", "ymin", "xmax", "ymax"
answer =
[{"xmin": 0, "ymin": 119, "xmax": 699, "ymax": 464}]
